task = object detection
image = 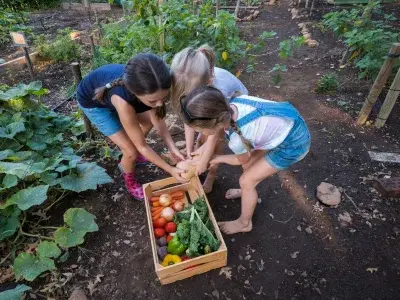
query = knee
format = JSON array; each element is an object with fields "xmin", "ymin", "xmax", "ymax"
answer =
[
  {"xmin": 239, "ymin": 174, "xmax": 253, "ymax": 190},
  {"xmin": 121, "ymin": 148, "xmax": 138, "ymax": 161}
]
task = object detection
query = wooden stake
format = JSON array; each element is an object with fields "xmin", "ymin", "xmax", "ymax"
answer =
[
  {"xmin": 70, "ymin": 62, "xmax": 94, "ymax": 139},
  {"xmin": 375, "ymin": 67, "xmax": 400, "ymax": 128},
  {"xmin": 193, "ymin": 0, "xmax": 199, "ymax": 15},
  {"xmin": 22, "ymin": 46, "xmax": 34, "ymax": 80},
  {"xmin": 158, "ymin": 0, "xmax": 164, "ymax": 51},
  {"xmin": 216, "ymin": 0, "xmax": 220, "ymax": 16},
  {"xmin": 357, "ymin": 43, "xmax": 400, "ymax": 125},
  {"xmin": 234, "ymin": 0, "xmax": 241, "ymax": 18},
  {"xmin": 89, "ymin": 34, "xmax": 96, "ymax": 57}
]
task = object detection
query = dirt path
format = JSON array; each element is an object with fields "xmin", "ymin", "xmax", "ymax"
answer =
[{"xmin": 50, "ymin": 2, "xmax": 400, "ymax": 299}]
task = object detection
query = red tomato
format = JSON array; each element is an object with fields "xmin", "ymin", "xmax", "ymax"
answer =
[
  {"xmin": 166, "ymin": 235, "xmax": 173, "ymax": 243},
  {"xmin": 165, "ymin": 222, "xmax": 177, "ymax": 233},
  {"xmin": 154, "ymin": 228, "xmax": 165, "ymax": 238},
  {"xmin": 153, "ymin": 217, "xmax": 167, "ymax": 228}
]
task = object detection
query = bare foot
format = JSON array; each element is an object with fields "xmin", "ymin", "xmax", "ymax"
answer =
[
  {"xmin": 218, "ymin": 219, "xmax": 252, "ymax": 234},
  {"xmin": 203, "ymin": 174, "xmax": 215, "ymax": 194},
  {"xmin": 225, "ymin": 189, "xmax": 242, "ymax": 199}
]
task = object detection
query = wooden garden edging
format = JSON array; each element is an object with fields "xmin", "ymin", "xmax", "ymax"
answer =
[
  {"xmin": 357, "ymin": 43, "xmax": 400, "ymax": 126},
  {"xmin": 61, "ymin": 2, "xmax": 111, "ymax": 11}
]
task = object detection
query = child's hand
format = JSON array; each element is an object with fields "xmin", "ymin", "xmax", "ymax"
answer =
[
  {"xmin": 171, "ymin": 148, "xmax": 185, "ymax": 162},
  {"xmin": 195, "ymin": 159, "xmax": 209, "ymax": 175},
  {"xmin": 170, "ymin": 167, "xmax": 188, "ymax": 183}
]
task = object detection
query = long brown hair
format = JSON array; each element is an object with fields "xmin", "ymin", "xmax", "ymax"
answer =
[
  {"xmin": 170, "ymin": 44, "xmax": 216, "ymax": 112},
  {"xmin": 93, "ymin": 53, "xmax": 170, "ymax": 118},
  {"xmin": 181, "ymin": 86, "xmax": 253, "ymax": 152}
]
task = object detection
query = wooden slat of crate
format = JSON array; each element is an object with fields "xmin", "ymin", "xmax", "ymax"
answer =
[{"xmin": 143, "ymin": 177, "xmax": 227, "ymax": 284}]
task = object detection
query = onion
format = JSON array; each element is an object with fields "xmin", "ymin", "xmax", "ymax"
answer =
[
  {"xmin": 159, "ymin": 194, "xmax": 172, "ymax": 207},
  {"xmin": 161, "ymin": 207, "xmax": 175, "ymax": 221},
  {"xmin": 172, "ymin": 200, "xmax": 184, "ymax": 212}
]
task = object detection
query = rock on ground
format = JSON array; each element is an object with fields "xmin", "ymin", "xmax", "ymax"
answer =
[
  {"xmin": 69, "ymin": 288, "xmax": 88, "ymax": 300},
  {"xmin": 316, "ymin": 182, "xmax": 341, "ymax": 206}
]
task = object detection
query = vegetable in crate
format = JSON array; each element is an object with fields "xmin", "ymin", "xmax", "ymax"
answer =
[
  {"xmin": 167, "ymin": 236, "xmax": 187, "ymax": 255},
  {"xmin": 161, "ymin": 254, "xmax": 182, "ymax": 267},
  {"xmin": 174, "ymin": 197, "xmax": 220, "ymax": 258}
]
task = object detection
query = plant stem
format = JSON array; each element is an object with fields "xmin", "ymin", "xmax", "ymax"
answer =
[
  {"xmin": 0, "ymin": 252, "xmax": 12, "ymax": 265},
  {"xmin": 44, "ymin": 190, "xmax": 67, "ymax": 212},
  {"xmin": 36, "ymin": 226, "xmax": 59, "ymax": 230},
  {"xmin": 20, "ymin": 230, "xmax": 54, "ymax": 240}
]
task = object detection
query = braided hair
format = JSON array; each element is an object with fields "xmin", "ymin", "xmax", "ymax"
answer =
[
  {"xmin": 182, "ymin": 86, "xmax": 253, "ymax": 153},
  {"xmin": 93, "ymin": 53, "xmax": 171, "ymax": 118}
]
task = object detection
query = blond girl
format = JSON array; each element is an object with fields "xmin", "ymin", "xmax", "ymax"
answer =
[{"xmin": 171, "ymin": 45, "xmax": 248, "ymax": 193}]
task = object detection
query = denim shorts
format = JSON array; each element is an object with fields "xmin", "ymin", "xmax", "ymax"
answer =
[
  {"xmin": 264, "ymin": 120, "xmax": 311, "ymax": 170},
  {"xmin": 78, "ymin": 103, "xmax": 122, "ymax": 136}
]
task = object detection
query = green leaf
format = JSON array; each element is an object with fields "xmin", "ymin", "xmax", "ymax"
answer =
[
  {"xmin": 272, "ymin": 73, "xmax": 281, "ymax": 85},
  {"xmin": 58, "ymin": 251, "xmax": 70, "ymax": 263},
  {"xmin": 2, "ymin": 174, "xmax": 18, "ymax": 189},
  {"xmin": 0, "ymin": 121, "xmax": 25, "ymax": 139},
  {"xmin": 13, "ymin": 253, "xmax": 55, "ymax": 281},
  {"xmin": 7, "ymin": 185, "xmax": 49, "ymax": 210},
  {"xmin": 0, "ymin": 150, "xmax": 14, "ymax": 160},
  {"xmin": 26, "ymin": 81, "xmax": 43, "ymax": 92},
  {"xmin": 0, "ymin": 139, "xmax": 22, "ymax": 151},
  {"xmin": 54, "ymin": 227, "xmax": 86, "ymax": 247},
  {"xmin": 0, "ymin": 284, "xmax": 31, "ymax": 300},
  {"xmin": 26, "ymin": 135, "xmax": 47, "ymax": 151},
  {"xmin": 0, "ymin": 206, "xmax": 21, "ymax": 241},
  {"xmin": 64, "ymin": 208, "xmax": 98, "ymax": 233},
  {"xmin": 40, "ymin": 172, "xmax": 59, "ymax": 185},
  {"xmin": 58, "ymin": 162, "xmax": 112, "ymax": 192},
  {"xmin": 36, "ymin": 241, "xmax": 61, "ymax": 258},
  {"xmin": 0, "ymin": 161, "xmax": 35, "ymax": 178}
]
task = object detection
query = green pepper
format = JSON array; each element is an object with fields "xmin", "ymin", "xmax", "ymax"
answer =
[{"xmin": 167, "ymin": 236, "xmax": 187, "ymax": 255}]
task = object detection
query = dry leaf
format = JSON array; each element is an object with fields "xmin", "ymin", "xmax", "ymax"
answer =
[
  {"xmin": 366, "ymin": 268, "xmax": 378, "ymax": 273},
  {"xmin": 290, "ymin": 251, "xmax": 300, "ymax": 259},
  {"xmin": 219, "ymin": 267, "xmax": 232, "ymax": 280},
  {"xmin": 87, "ymin": 274, "xmax": 104, "ymax": 296}
]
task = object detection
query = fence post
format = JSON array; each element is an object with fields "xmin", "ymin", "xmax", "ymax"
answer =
[
  {"xmin": 89, "ymin": 34, "xmax": 96, "ymax": 57},
  {"xmin": 375, "ymin": 67, "xmax": 400, "ymax": 128},
  {"xmin": 70, "ymin": 62, "xmax": 95, "ymax": 139},
  {"xmin": 158, "ymin": 0, "xmax": 164, "ymax": 51},
  {"xmin": 356, "ymin": 43, "xmax": 400, "ymax": 125},
  {"xmin": 216, "ymin": 0, "xmax": 220, "ymax": 17},
  {"xmin": 234, "ymin": 0, "xmax": 240, "ymax": 18}
]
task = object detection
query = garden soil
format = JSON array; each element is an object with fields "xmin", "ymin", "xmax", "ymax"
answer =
[{"xmin": 5, "ymin": 1, "xmax": 400, "ymax": 299}]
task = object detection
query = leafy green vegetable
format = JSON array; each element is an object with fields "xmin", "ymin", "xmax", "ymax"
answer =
[{"xmin": 175, "ymin": 197, "xmax": 220, "ymax": 257}]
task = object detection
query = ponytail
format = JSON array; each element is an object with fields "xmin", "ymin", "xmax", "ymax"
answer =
[
  {"xmin": 93, "ymin": 78, "xmax": 124, "ymax": 102},
  {"xmin": 230, "ymin": 118, "xmax": 253, "ymax": 153},
  {"xmin": 198, "ymin": 44, "xmax": 216, "ymax": 75}
]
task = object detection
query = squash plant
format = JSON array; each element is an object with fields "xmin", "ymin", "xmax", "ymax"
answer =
[{"xmin": 0, "ymin": 82, "xmax": 112, "ymax": 284}]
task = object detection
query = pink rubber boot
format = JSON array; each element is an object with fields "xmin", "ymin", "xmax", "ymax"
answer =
[{"xmin": 123, "ymin": 172, "xmax": 144, "ymax": 201}]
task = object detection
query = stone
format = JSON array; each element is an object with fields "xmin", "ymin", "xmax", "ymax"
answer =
[
  {"xmin": 169, "ymin": 124, "xmax": 184, "ymax": 136},
  {"xmin": 307, "ymin": 40, "xmax": 318, "ymax": 48},
  {"xmin": 69, "ymin": 288, "xmax": 88, "ymax": 300},
  {"xmin": 175, "ymin": 140, "xmax": 186, "ymax": 149},
  {"xmin": 316, "ymin": 182, "xmax": 341, "ymax": 206},
  {"xmin": 253, "ymin": 10, "xmax": 260, "ymax": 17},
  {"xmin": 303, "ymin": 33, "xmax": 311, "ymax": 39},
  {"xmin": 338, "ymin": 211, "xmax": 352, "ymax": 226},
  {"xmin": 374, "ymin": 177, "xmax": 400, "ymax": 198}
]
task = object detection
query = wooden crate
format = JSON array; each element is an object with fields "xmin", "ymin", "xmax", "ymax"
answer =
[{"xmin": 143, "ymin": 177, "xmax": 227, "ymax": 285}]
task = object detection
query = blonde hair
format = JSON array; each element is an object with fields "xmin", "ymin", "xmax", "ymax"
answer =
[
  {"xmin": 170, "ymin": 44, "xmax": 216, "ymax": 112},
  {"xmin": 181, "ymin": 86, "xmax": 253, "ymax": 152}
]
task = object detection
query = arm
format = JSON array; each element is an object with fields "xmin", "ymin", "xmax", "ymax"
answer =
[
  {"xmin": 210, "ymin": 152, "xmax": 251, "ymax": 166},
  {"xmin": 112, "ymin": 96, "xmax": 186, "ymax": 181},
  {"xmin": 150, "ymin": 109, "xmax": 185, "ymax": 161},
  {"xmin": 184, "ymin": 124, "xmax": 195, "ymax": 158},
  {"xmin": 192, "ymin": 130, "xmax": 222, "ymax": 175}
]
